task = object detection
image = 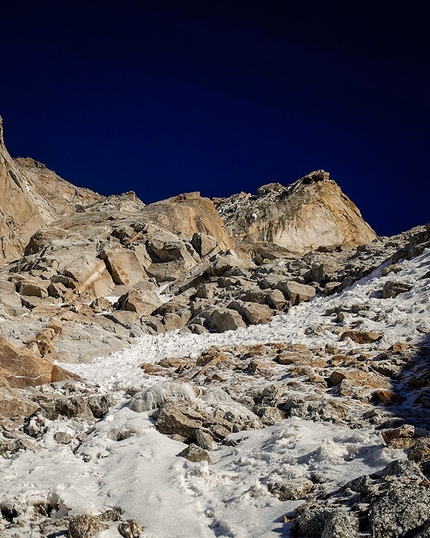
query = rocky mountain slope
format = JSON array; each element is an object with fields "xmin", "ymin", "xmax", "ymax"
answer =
[{"xmin": 0, "ymin": 116, "xmax": 429, "ymax": 537}]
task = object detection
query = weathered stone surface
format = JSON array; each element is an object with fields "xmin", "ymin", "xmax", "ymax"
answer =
[
  {"xmin": 0, "ymin": 336, "xmax": 79, "ymax": 389},
  {"xmin": 321, "ymin": 512, "xmax": 358, "ymax": 538},
  {"xmin": 17, "ymin": 278, "xmax": 50, "ymax": 298},
  {"xmin": 206, "ymin": 308, "xmax": 246, "ymax": 332},
  {"xmin": 215, "ymin": 170, "xmax": 376, "ymax": 256},
  {"xmin": 266, "ymin": 288, "xmax": 287, "ymax": 309},
  {"xmin": 330, "ymin": 369, "xmax": 390, "ymax": 389},
  {"xmin": 0, "ymin": 379, "xmax": 38, "ymax": 420},
  {"xmin": 118, "ymin": 519, "xmax": 142, "ymax": 538},
  {"xmin": 102, "ymin": 248, "xmax": 147, "ymax": 286},
  {"xmin": 178, "ymin": 443, "xmax": 212, "ymax": 464},
  {"xmin": 268, "ymin": 478, "xmax": 313, "ymax": 500},
  {"xmin": 66, "ymin": 254, "xmax": 115, "ymax": 298},
  {"xmin": 191, "ymin": 232, "xmax": 220, "ymax": 257},
  {"xmin": 407, "ymin": 438, "xmax": 430, "ymax": 463},
  {"xmin": 242, "ymin": 303, "xmax": 272, "ymax": 325},
  {"xmin": 277, "ymin": 280, "xmax": 315, "ymax": 305},
  {"xmin": 156, "ymin": 402, "xmax": 206, "ymax": 438},
  {"xmin": 369, "ymin": 483, "xmax": 430, "ymax": 538},
  {"xmin": 381, "ymin": 424, "xmax": 415, "ymax": 446},
  {"xmin": 339, "ymin": 330, "xmax": 382, "ymax": 344},
  {"xmin": 116, "ymin": 289, "xmax": 161, "ymax": 315},
  {"xmin": 141, "ymin": 192, "xmax": 232, "ymax": 252},
  {"xmin": 195, "ymin": 429, "xmax": 215, "ymax": 450}
]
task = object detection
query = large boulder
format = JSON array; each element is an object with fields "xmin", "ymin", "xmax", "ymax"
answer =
[
  {"xmin": 102, "ymin": 248, "xmax": 148, "ymax": 286},
  {"xmin": 277, "ymin": 280, "xmax": 316, "ymax": 305},
  {"xmin": 206, "ymin": 308, "xmax": 247, "ymax": 332},
  {"xmin": 116, "ymin": 288, "xmax": 162, "ymax": 315},
  {"xmin": 0, "ymin": 336, "xmax": 79, "ymax": 389},
  {"xmin": 0, "ymin": 379, "xmax": 38, "ymax": 421},
  {"xmin": 63, "ymin": 253, "xmax": 115, "ymax": 299}
]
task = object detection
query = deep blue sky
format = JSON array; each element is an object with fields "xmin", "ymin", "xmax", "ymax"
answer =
[{"xmin": 1, "ymin": 1, "xmax": 429, "ymax": 236}]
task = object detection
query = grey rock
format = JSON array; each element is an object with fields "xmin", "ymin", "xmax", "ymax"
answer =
[
  {"xmin": 54, "ymin": 431, "xmax": 73, "ymax": 444},
  {"xmin": 321, "ymin": 511, "xmax": 358, "ymax": 538},
  {"xmin": 382, "ymin": 280, "xmax": 412, "ymax": 299},
  {"xmin": 369, "ymin": 483, "xmax": 430, "ymax": 538}
]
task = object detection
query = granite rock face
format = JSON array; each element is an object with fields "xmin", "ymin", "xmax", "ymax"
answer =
[{"xmin": 215, "ymin": 170, "xmax": 377, "ymax": 256}]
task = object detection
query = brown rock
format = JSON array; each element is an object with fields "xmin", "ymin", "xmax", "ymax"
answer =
[
  {"xmin": 382, "ymin": 424, "xmax": 415, "ymax": 446},
  {"xmin": 116, "ymin": 289, "xmax": 161, "ymax": 315},
  {"xmin": 206, "ymin": 308, "xmax": 246, "ymax": 332},
  {"xmin": 141, "ymin": 192, "xmax": 232, "ymax": 252},
  {"xmin": 382, "ymin": 280, "xmax": 412, "ymax": 299},
  {"xmin": 277, "ymin": 281, "xmax": 316, "ymax": 305},
  {"xmin": 17, "ymin": 278, "xmax": 50, "ymax": 298},
  {"xmin": 371, "ymin": 389, "xmax": 405, "ymax": 405},
  {"xmin": 102, "ymin": 248, "xmax": 148, "ymax": 286},
  {"xmin": 118, "ymin": 520, "xmax": 142, "ymax": 538},
  {"xmin": 330, "ymin": 369, "xmax": 390, "ymax": 389},
  {"xmin": 195, "ymin": 353, "xmax": 232, "ymax": 378},
  {"xmin": 0, "ymin": 379, "xmax": 38, "ymax": 421},
  {"xmin": 266, "ymin": 289, "xmax": 287, "ymax": 309},
  {"xmin": 250, "ymin": 359, "xmax": 277, "ymax": 374},
  {"xmin": 339, "ymin": 330, "xmax": 382, "ymax": 344},
  {"xmin": 242, "ymin": 303, "xmax": 272, "ymax": 325},
  {"xmin": 408, "ymin": 438, "xmax": 430, "ymax": 463},
  {"xmin": 215, "ymin": 170, "xmax": 376, "ymax": 256},
  {"xmin": 64, "ymin": 254, "xmax": 115, "ymax": 299},
  {"xmin": 156, "ymin": 402, "xmax": 206, "ymax": 438},
  {"xmin": 178, "ymin": 443, "xmax": 212, "ymax": 464},
  {"xmin": 0, "ymin": 336, "xmax": 79, "ymax": 389},
  {"xmin": 191, "ymin": 232, "xmax": 220, "ymax": 257},
  {"xmin": 268, "ymin": 478, "xmax": 314, "ymax": 501}
]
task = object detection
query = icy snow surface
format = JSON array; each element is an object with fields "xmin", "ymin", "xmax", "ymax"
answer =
[{"xmin": 1, "ymin": 250, "xmax": 430, "ymax": 537}]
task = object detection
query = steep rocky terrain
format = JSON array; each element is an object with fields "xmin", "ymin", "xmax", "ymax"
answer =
[{"xmin": 0, "ymin": 117, "xmax": 429, "ymax": 537}]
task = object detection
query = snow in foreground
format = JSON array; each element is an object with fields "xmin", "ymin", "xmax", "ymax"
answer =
[{"xmin": 1, "ymin": 250, "xmax": 429, "ymax": 537}]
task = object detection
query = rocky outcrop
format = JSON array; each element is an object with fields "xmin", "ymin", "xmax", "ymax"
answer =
[
  {"xmin": 0, "ymin": 117, "xmax": 46, "ymax": 262},
  {"xmin": 0, "ymin": 117, "xmax": 104, "ymax": 263},
  {"xmin": 141, "ymin": 192, "xmax": 232, "ymax": 252},
  {"xmin": 215, "ymin": 170, "xmax": 377, "ymax": 256}
]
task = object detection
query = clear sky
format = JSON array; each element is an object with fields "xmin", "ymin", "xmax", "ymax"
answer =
[{"xmin": 1, "ymin": 1, "xmax": 429, "ymax": 236}]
